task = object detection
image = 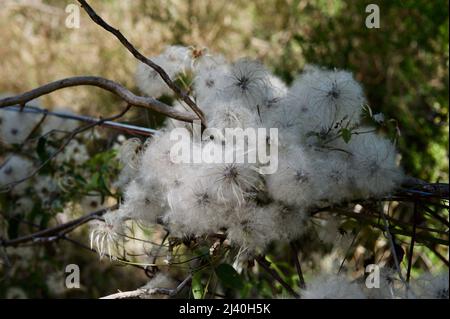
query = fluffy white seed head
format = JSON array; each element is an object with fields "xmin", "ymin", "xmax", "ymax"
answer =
[
  {"xmin": 34, "ymin": 175, "xmax": 58, "ymax": 204},
  {"xmin": 112, "ymin": 51, "xmax": 406, "ymax": 256},
  {"xmin": 89, "ymin": 209, "xmax": 128, "ymax": 259},
  {"xmin": 226, "ymin": 203, "xmax": 278, "ymax": 257},
  {"xmin": 206, "ymin": 100, "xmax": 259, "ymax": 134},
  {"xmin": 54, "ymin": 139, "xmax": 89, "ymax": 165},
  {"xmin": 203, "ymin": 158, "xmax": 264, "ymax": 207},
  {"xmin": 290, "ymin": 66, "xmax": 365, "ymax": 134},
  {"xmin": 114, "ymin": 138, "xmax": 143, "ymax": 189},
  {"xmin": 219, "ymin": 59, "xmax": 270, "ymax": 109},
  {"xmin": 346, "ymin": 130, "xmax": 404, "ymax": 198},
  {"xmin": 138, "ymin": 130, "xmax": 191, "ymax": 188},
  {"xmin": 193, "ymin": 55, "xmax": 229, "ymax": 107},
  {"xmin": 412, "ymin": 272, "xmax": 449, "ymax": 299},
  {"xmin": 165, "ymin": 178, "xmax": 227, "ymax": 236},
  {"xmin": 0, "ymin": 154, "xmax": 35, "ymax": 194},
  {"xmin": 135, "ymin": 46, "xmax": 194, "ymax": 98},
  {"xmin": 0, "ymin": 109, "xmax": 39, "ymax": 145},
  {"xmin": 162, "ymin": 45, "xmax": 193, "ymax": 73},
  {"xmin": 121, "ymin": 178, "xmax": 167, "ymax": 224},
  {"xmin": 265, "ymin": 146, "xmax": 317, "ymax": 208}
]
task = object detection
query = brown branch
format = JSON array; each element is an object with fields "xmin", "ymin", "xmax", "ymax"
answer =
[
  {"xmin": 256, "ymin": 255, "xmax": 299, "ymax": 298},
  {"xmin": 290, "ymin": 242, "xmax": 306, "ymax": 289},
  {"xmin": 4, "ymin": 104, "xmax": 158, "ymax": 137},
  {"xmin": 380, "ymin": 204, "xmax": 409, "ymax": 290},
  {"xmin": 425, "ymin": 244, "xmax": 449, "ymax": 267},
  {"xmin": 0, "ymin": 205, "xmax": 116, "ymax": 247},
  {"xmin": 77, "ymin": 0, "xmax": 205, "ymax": 125},
  {"xmin": 100, "ymin": 274, "xmax": 192, "ymax": 299},
  {"xmin": 0, "ymin": 76, "xmax": 196, "ymax": 122},
  {"xmin": 310, "ymin": 182, "xmax": 449, "ymax": 218}
]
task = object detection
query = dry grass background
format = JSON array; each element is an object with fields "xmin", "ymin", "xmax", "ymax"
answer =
[
  {"xmin": 0, "ymin": 0, "xmax": 291, "ymax": 114},
  {"xmin": 0, "ymin": 0, "xmax": 345, "ymax": 109}
]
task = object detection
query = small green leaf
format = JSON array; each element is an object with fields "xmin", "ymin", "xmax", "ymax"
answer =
[
  {"xmin": 341, "ymin": 128, "xmax": 352, "ymax": 143},
  {"xmin": 215, "ymin": 263, "xmax": 243, "ymax": 290},
  {"xmin": 191, "ymin": 272, "xmax": 204, "ymax": 299},
  {"xmin": 240, "ymin": 282, "xmax": 252, "ymax": 298}
]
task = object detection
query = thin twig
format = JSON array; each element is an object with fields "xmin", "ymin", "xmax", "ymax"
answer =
[
  {"xmin": 0, "ymin": 205, "xmax": 116, "ymax": 247},
  {"xmin": 406, "ymin": 202, "xmax": 418, "ymax": 282},
  {"xmin": 0, "ymin": 76, "xmax": 196, "ymax": 122},
  {"xmin": 100, "ymin": 274, "xmax": 192, "ymax": 299},
  {"xmin": 319, "ymin": 208, "xmax": 448, "ymax": 246},
  {"xmin": 2, "ymin": 105, "xmax": 158, "ymax": 136},
  {"xmin": 290, "ymin": 242, "xmax": 306, "ymax": 289},
  {"xmin": 338, "ymin": 229, "xmax": 359, "ymax": 274},
  {"xmin": 380, "ymin": 203, "xmax": 409, "ymax": 290},
  {"xmin": 256, "ymin": 255, "xmax": 299, "ymax": 298},
  {"xmin": 77, "ymin": 0, "xmax": 205, "ymax": 125}
]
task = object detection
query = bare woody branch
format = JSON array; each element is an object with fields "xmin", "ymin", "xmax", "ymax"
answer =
[
  {"xmin": 0, "ymin": 76, "xmax": 197, "ymax": 123},
  {"xmin": 77, "ymin": 0, "xmax": 206, "ymax": 125},
  {"xmin": 0, "ymin": 205, "xmax": 116, "ymax": 247},
  {"xmin": 3, "ymin": 105, "xmax": 158, "ymax": 137},
  {"xmin": 290, "ymin": 242, "xmax": 306, "ymax": 289},
  {"xmin": 100, "ymin": 274, "xmax": 192, "ymax": 299}
]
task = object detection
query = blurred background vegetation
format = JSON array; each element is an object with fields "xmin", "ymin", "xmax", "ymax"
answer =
[{"xmin": 0, "ymin": 0, "xmax": 448, "ymax": 298}]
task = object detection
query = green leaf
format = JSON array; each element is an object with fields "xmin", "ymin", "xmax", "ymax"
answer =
[
  {"xmin": 215, "ymin": 263, "xmax": 244, "ymax": 290},
  {"xmin": 39, "ymin": 212, "xmax": 51, "ymax": 229},
  {"xmin": 36, "ymin": 137, "xmax": 54, "ymax": 173},
  {"xmin": 7, "ymin": 218, "xmax": 19, "ymax": 240},
  {"xmin": 341, "ymin": 128, "xmax": 352, "ymax": 143},
  {"xmin": 88, "ymin": 172, "xmax": 101, "ymax": 189},
  {"xmin": 36, "ymin": 137, "xmax": 50, "ymax": 163},
  {"xmin": 191, "ymin": 272, "xmax": 204, "ymax": 299}
]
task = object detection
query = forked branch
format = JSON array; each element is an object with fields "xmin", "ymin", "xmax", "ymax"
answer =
[{"xmin": 77, "ymin": 0, "xmax": 205, "ymax": 125}]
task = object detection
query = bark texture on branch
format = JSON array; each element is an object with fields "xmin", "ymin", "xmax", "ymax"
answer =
[{"xmin": 0, "ymin": 76, "xmax": 197, "ymax": 122}]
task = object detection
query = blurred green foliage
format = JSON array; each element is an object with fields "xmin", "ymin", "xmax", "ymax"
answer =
[{"xmin": 250, "ymin": 0, "xmax": 449, "ymax": 181}]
